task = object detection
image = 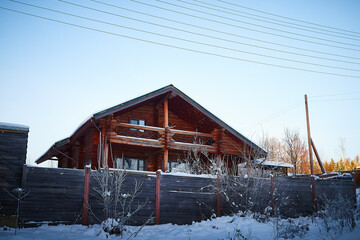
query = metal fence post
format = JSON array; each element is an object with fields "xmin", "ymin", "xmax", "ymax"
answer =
[
  {"xmin": 312, "ymin": 177, "xmax": 317, "ymax": 212},
  {"xmin": 217, "ymin": 173, "xmax": 221, "ymax": 217},
  {"xmin": 353, "ymin": 172, "xmax": 357, "ymax": 208},
  {"xmin": 270, "ymin": 175, "xmax": 275, "ymax": 215}
]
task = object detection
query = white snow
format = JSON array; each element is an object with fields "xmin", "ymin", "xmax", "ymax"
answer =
[
  {"xmin": 1, "ymin": 212, "xmax": 360, "ymax": 240},
  {"xmin": 1, "ymin": 187, "xmax": 359, "ymax": 240},
  {"xmin": 254, "ymin": 159, "xmax": 293, "ymax": 168},
  {"xmin": 0, "ymin": 122, "xmax": 29, "ymax": 131}
]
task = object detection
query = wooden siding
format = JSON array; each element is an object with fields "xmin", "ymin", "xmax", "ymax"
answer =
[
  {"xmin": 84, "ymin": 130, "xmax": 94, "ymax": 166},
  {"xmin": 0, "ymin": 130, "xmax": 28, "ymax": 217}
]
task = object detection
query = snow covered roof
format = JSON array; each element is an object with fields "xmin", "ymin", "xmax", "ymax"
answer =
[
  {"xmin": 254, "ymin": 159, "xmax": 293, "ymax": 168},
  {"xmin": 0, "ymin": 122, "xmax": 29, "ymax": 132}
]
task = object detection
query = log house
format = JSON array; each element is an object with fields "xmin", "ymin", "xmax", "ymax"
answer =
[{"xmin": 36, "ymin": 85, "xmax": 266, "ymax": 172}]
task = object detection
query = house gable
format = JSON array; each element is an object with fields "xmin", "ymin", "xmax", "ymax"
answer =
[{"xmin": 36, "ymin": 85, "xmax": 266, "ymax": 169}]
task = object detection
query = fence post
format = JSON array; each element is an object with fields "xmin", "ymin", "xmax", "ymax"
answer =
[
  {"xmin": 82, "ymin": 167, "xmax": 90, "ymax": 226},
  {"xmin": 216, "ymin": 173, "xmax": 221, "ymax": 217},
  {"xmin": 156, "ymin": 170, "xmax": 161, "ymax": 224},
  {"xmin": 353, "ymin": 172, "xmax": 357, "ymax": 208},
  {"xmin": 311, "ymin": 177, "xmax": 317, "ymax": 212},
  {"xmin": 270, "ymin": 175, "xmax": 275, "ymax": 215}
]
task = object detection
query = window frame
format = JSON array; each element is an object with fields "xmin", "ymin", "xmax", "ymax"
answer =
[
  {"xmin": 114, "ymin": 156, "xmax": 147, "ymax": 171},
  {"xmin": 129, "ymin": 118, "xmax": 147, "ymax": 132}
]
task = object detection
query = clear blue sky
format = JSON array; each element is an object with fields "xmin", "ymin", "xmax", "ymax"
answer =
[{"xmin": 1, "ymin": 0, "xmax": 359, "ymax": 166}]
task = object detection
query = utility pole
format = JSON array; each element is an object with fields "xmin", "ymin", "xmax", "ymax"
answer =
[{"xmin": 305, "ymin": 94, "xmax": 314, "ymax": 175}]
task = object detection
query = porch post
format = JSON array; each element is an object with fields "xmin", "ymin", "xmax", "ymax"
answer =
[{"xmin": 163, "ymin": 97, "xmax": 169, "ymax": 171}]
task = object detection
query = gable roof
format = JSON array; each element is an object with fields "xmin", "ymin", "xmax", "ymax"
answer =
[
  {"xmin": 36, "ymin": 84, "xmax": 266, "ymax": 164},
  {"xmin": 91, "ymin": 84, "xmax": 265, "ymax": 155}
]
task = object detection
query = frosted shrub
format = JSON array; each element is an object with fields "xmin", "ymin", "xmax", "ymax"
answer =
[
  {"xmin": 316, "ymin": 193, "xmax": 356, "ymax": 235},
  {"xmin": 272, "ymin": 218, "xmax": 309, "ymax": 239},
  {"xmin": 94, "ymin": 168, "xmax": 149, "ymax": 237}
]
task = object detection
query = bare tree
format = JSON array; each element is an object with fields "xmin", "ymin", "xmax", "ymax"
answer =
[
  {"xmin": 258, "ymin": 134, "xmax": 286, "ymax": 163},
  {"xmin": 283, "ymin": 128, "xmax": 306, "ymax": 176},
  {"xmin": 4, "ymin": 188, "xmax": 30, "ymax": 235}
]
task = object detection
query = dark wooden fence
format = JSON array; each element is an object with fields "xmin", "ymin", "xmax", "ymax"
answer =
[
  {"xmin": 87, "ymin": 171, "xmax": 156, "ymax": 225},
  {"xmin": 159, "ymin": 174, "xmax": 216, "ymax": 224},
  {"xmin": 20, "ymin": 167, "xmax": 85, "ymax": 224},
  {"xmin": 13, "ymin": 166, "xmax": 357, "ymax": 226},
  {"xmin": 0, "ymin": 124, "xmax": 29, "ymax": 220}
]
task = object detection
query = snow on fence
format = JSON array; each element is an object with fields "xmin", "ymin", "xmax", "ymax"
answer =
[{"xmin": 14, "ymin": 166, "xmax": 357, "ymax": 226}]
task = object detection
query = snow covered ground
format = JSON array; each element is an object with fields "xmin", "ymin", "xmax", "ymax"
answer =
[{"xmin": 1, "ymin": 213, "xmax": 360, "ymax": 240}]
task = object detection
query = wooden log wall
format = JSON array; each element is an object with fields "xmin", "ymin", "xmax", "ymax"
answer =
[
  {"xmin": 21, "ymin": 166, "xmax": 85, "ymax": 224},
  {"xmin": 0, "ymin": 129, "xmax": 28, "ymax": 217},
  {"xmin": 112, "ymin": 101, "xmax": 200, "ymax": 132}
]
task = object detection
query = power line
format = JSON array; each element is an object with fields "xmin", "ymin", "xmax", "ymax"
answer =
[
  {"xmin": 242, "ymin": 100, "xmax": 303, "ymax": 131},
  {"xmin": 91, "ymin": 0, "xmax": 360, "ymax": 62},
  {"xmin": 311, "ymin": 91, "xmax": 360, "ymax": 98},
  {"xmin": 1, "ymin": 6, "xmax": 360, "ymax": 79},
  {"xmin": 218, "ymin": 0, "xmax": 360, "ymax": 36},
  {"xmin": 12, "ymin": 0, "xmax": 360, "ymax": 73},
  {"xmin": 181, "ymin": 0, "xmax": 360, "ymax": 42},
  {"xmin": 153, "ymin": 0, "xmax": 360, "ymax": 51},
  {"xmin": 311, "ymin": 97, "xmax": 360, "ymax": 102},
  {"xmin": 193, "ymin": 0, "xmax": 360, "ymax": 39},
  {"xmin": 57, "ymin": 0, "xmax": 360, "ymax": 66}
]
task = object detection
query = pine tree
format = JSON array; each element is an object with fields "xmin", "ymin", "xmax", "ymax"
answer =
[
  {"xmin": 338, "ymin": 159, "xmax": 345, "ymax": 171},
  {"xmin": 329, "ymin": 159, "xmax": 336, "ymax": 172}
]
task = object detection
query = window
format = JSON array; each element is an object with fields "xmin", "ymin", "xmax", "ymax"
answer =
[
  {"xmin": 167, "ymin": 161, "xmax": 180, "ymax": 172},
  {"xmin": 115, "ymin": 156, "xmax": 146, "ymax": 171},
  {"xmin": 130, "ymin": 118, "xmax": 146, "ymax": 132}
]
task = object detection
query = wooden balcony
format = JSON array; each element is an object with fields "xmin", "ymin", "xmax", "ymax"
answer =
[{"xmin": 108, "ymin": 123, "xmax": 217, "ymax": 153}]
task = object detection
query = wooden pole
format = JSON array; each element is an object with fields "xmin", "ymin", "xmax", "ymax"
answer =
[
  {"xmin": 82, "ymin": 167, "xmax": 90, "ymax": 225},
  {"xmin": 305, "ymin": 94, "xmax": 314, "ymax": 175},
  {"xmin": 311, "ymin": 139, "xmax": 326, "ymax": 174},
  {"xmin": 216, "ymin": 154, "xmax": 221, "ymax": 217},
  {"xmin": 163, "ymin": 97, "xmax": 169, "ymax": 171},
  {"xmin": 156, "ymin": 170, "xmax": 161, "ymax": 224}
]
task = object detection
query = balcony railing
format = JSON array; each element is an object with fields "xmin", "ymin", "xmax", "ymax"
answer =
[{"xmin": 109, "ymin": 122, "xmax": 216, "ymax": 152}]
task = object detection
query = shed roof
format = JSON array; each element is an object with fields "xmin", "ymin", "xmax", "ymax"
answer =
[
  {"xmin": 0, "ymin": 122, "xmax": 29, "ymax": 132},
  {"xmin": 254, "ymin": 159, "xmax": 293, "ymax": 168}
]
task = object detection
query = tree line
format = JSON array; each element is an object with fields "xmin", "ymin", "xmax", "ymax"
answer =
[{"xmin": 258, "ymin": 129, "xmax": 359, "ymax": 175}]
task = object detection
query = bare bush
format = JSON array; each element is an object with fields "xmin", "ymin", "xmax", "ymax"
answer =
[
  {"xmin": 93, "ymin": 167, "xmax": 149, "ymax": 237},
  {"xmin": 316, "ymin": 192, "xmax": 357, "ymax": 236}
]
